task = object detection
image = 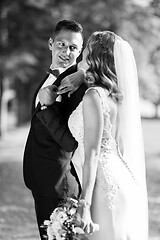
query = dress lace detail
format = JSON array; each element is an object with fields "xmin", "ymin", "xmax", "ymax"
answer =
[
  {"xmin": 68, "ymin": 87, "xmax": 134, "ymax": 209},
  {"xmin": 69, "ymin": 101, "xmax": 84, "ymax": 149},
  {"xmin": 69, "ymin": 87, "xmax": 148, "ymax": 240},
  {"xmin": 94, "ymin": 88, "xmax": 120, "ymax": 208}
]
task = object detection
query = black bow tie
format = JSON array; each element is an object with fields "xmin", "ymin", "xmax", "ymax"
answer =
[{"xmin": 46, "ymin": 66, "xmax": 60, "ymax": 77}]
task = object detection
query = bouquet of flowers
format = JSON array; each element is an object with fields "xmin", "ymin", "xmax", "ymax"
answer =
[{"xmin": 43, "ymin": 198, "xmax": 89, "ymax": 240}]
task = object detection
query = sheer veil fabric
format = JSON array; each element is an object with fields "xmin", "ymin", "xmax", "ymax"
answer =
[{"xmin": 114, "ymin": 38, "xmax": 148, "ymax": 237}]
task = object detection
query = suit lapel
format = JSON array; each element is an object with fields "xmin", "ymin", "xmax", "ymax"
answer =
[
  {"xmin": 31, "ymin": 74, "xmax": 49, "ymax": 116},
  {"xmin": 31, "ymin": 64, "xmax": 84, "ymax": 190},
  {"xmin": 31, "ymin": 64, "xmax": 77, "ymax": 119}
]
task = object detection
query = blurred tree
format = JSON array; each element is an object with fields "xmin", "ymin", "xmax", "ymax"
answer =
[
  {"xmin": 117, "ymin": 0, "xmax": 160, "ymax": 118},
  {"xmin": 0, "ymin": 0, "xmax": 51, "ymax": 134},
  {"xmin": 146, "ymin": 46, "xmax": 160, "ymax": 118},
  {"xmin": 0, "ymin": 0, "xmax": 129, "ymax": 135},
  {"xmin": 1, "ymin": 0, "xmax": 160, "ymax": 135},
  {"xmin": 47, "ymin": 0, "xmax": 127, "ymax": 42},
  {"xmin": 151, "ymin": 0, "xmax": 160, "ymax": 16}
]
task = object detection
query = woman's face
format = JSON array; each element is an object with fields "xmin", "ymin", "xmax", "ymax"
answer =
[
  {"xmin": 82, "ymin": 47, "xmax": 88, "ymax": 61},
  {"xmin": 79, "ymin": 47, "xmax": 89, "ymax": 70}
]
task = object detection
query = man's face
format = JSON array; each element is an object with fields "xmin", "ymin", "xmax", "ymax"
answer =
[{"xmin": 49, "ymin": 30, "xmax": 83, "ymax": 69}]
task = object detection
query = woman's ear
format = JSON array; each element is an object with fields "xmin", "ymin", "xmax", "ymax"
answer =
[{"xmin": 48, "ymin": 38, "xmax": 53, "ymax": 50}]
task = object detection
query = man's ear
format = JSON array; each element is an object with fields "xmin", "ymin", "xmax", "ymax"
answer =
[
  {"xmin": 48, "ymin": 38, "xmax": 53, "ymax": 50},
  {"xmin": 77, "ymin": 46, "xmax": 83, "ymax": 58}
]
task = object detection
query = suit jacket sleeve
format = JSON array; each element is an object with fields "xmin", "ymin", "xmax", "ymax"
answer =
[{"xmin": 36, "ymin": 103, "xmax": 78, "ymax": 152}]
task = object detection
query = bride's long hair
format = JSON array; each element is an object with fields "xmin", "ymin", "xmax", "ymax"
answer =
[
  {"xmin": 85, "ymin": 31, "xmax": 148, "ymax": 236},
  {"xmin": 85, "ymin": 31, "xmax": 122, "ymax": 102}
]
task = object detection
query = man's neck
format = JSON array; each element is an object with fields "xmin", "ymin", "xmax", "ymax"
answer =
[{"xmin": 50, "ymin": 63, "xmax": 76, "ymax": 74}]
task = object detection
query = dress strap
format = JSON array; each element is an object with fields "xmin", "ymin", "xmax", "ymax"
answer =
[{"xmin": 85, "ymin": 86, "xmax": 110, "ymax": 113}]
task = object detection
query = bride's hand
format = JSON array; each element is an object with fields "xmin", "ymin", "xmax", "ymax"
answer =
[
  {"xmin": 78, "ymin": 205, "xmax": 99, "ymax": 235},
  {"xmin": 57, "ymin": 69, "xmax": 85, "ymax": 97}
]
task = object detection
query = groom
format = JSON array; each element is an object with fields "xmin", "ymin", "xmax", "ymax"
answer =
[{"xmin": 23, "ymin": 19, "xmax": 86, "ymax": 239}]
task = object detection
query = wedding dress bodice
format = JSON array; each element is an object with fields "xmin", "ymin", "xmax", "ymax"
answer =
[
  {"xmin": 68, "ymin": 87, "xmax": 135, "ymax": 209},
  {"xmin": 68, "ymin": 87, "xmax": 117, "ymax": 154}
]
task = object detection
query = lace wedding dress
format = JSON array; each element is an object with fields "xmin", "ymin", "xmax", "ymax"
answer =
[{"xmin": 68, "ymin": 87, "xmax": 148, "ymax": 240}]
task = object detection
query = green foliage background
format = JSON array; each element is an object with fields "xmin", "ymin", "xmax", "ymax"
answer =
[{"xmin": 0, "ymin": 0, "xmax": 160, "ymax": 126}]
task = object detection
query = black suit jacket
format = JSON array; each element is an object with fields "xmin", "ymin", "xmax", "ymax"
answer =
[{"xmin": 23, "ymin": 65, "xmax": 87, "ymax": 198}]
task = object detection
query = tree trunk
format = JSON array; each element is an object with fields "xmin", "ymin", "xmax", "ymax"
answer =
[
  {"xmin": 0, "ymin": 76, "xmax": 2, "ymax": 136},
  {"xmin": 154, "ymin": 104, "xmax": 159, "ymax": 119}
]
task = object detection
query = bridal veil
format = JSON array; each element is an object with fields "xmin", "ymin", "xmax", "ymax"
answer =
[{"xmin": 114, "ymin": 37, "xmax": 148, "ymax": 237}]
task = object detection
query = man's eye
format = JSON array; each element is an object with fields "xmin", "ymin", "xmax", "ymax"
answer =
[
  {"xmin": 58, "ymin": 42, "xmax": 65, "ymax": 47},
  {"xmin": 70, "ymin": 46, "xmax": 77, "ymax": 51}
]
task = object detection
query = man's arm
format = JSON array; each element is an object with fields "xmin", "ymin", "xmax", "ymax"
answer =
[{"xmin": 36, "ymin": 103, "xmax": 78, "ymax": 152}]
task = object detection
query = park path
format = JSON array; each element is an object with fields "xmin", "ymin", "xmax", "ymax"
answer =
[
  {"xmin": 0, "ymin": 120, "xmax": 160, "ymax": 240},
  {"xmin": 0, "ymin": 124, "xmax": 40, "ymax": 240},
  {"xmin": 0, "ymin": 124, "xmax": 29, "ymax": 162}
]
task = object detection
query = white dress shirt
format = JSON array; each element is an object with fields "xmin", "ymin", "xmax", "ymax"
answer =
[{"xmin": 35, "ymin": 68, "xmax": 65, "ymax": 107}]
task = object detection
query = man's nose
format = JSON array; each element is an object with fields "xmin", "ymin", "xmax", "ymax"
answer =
[{"xmin": 63, "ymin": 46, "xmax": 70, "ymax": 55}]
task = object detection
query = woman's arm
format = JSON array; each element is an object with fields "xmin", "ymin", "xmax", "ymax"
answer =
[
  {"xmin": 57, "ymin": 68, "xmax": 86, "ymax": 96},
  {"xmin": 79, "ymin": 88, "xmax": 103, "ymax": 234},
  {"xmin": 81, "ymin": 88, "xmax": 103, "ymax": 204},
  {"xmin": 57, "ymin": 59, "xmax": 88, "ymax": 96}
]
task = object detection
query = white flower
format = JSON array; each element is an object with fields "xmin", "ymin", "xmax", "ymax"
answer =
[
  {"xmin": 47, "ymin": 225, "xmax": 54, "ymax": 240},
  {"xmin": 44, "ymin": 220, "xmax": 50, "ymax": 226},
  {"xmin": 56, "ymin": 211, "xmax": 68, "ymax": 224},
  {"xmin": 58, "ymin": 229, "xmax": 67, "ymax": 239},
  {"xmin": 50, "ymin": 209, "xmax": 59, "ymax": 221},
  {"xmin": 51, "ymin": 220, "xmax": 62, "ymax": 234},
  {"xmin": 74, "ymin": 227, "xmax": 85, "ymax": 234},
  {"xmin": 44, "ymin": 198, "xmax": 88, "ymax": 240},
  {"xmin": 55, "ymin": 230, "xmax": 66, "ymax": 240},
  {"xmin": 56, "ymin": 234, "xmax": 64, "ymax": 240}
]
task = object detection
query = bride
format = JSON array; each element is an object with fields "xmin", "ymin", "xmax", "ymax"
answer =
[{"xmin": 60, "ymin": 31, "xmax": 148, "ymax": 240}]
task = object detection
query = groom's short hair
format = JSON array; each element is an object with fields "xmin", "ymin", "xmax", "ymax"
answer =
[{"xmin": 53, "ymin": 20, "xmax": 83, "ymax": 39}]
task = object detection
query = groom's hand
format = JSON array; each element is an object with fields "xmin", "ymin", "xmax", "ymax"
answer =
[{"xmin": 38, "ymin": 85, "xmax": 58, "ymax": 106}]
